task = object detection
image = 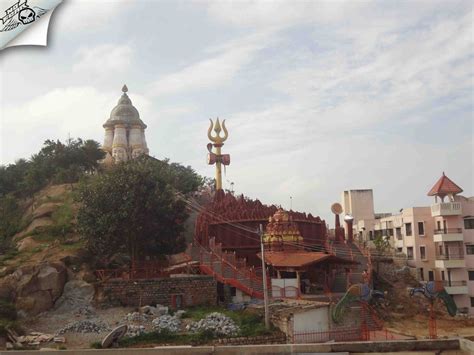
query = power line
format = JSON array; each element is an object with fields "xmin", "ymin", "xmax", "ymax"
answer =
[{"xmin": 176, "ymin": 192, "xmax": 410, "ymax": 262}]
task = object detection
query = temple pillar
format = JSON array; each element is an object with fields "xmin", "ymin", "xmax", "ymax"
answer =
[{"xmin": 296, "ymin": 271, "xmax": 301, "ymax": 293}]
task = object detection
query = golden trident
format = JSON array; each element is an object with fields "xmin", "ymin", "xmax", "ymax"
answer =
[{"xmin": 207, "ymin": 118, "xmax": 230, "ymax": 191}]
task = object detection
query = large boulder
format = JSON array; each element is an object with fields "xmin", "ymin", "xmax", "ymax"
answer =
[
  {"xmin": 11, "ymin": 262, "xmax": 67, "ymax": 315},
  {"xmin": 54, "ymin": 280, "xmax": 95, "ymax": 313},
  {"xmin": 16, "ymin": 236, "xmax": 41, "ymax": 252}
]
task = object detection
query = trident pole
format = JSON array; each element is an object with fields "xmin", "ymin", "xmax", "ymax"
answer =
[{"xmin": 259, "ymin": 224, "xmax": 270, "ymax": 329}]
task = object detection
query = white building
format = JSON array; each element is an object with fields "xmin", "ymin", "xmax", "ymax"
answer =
[
  {"xmin": 343, "ymin": 173, "xmax": 474, "ymax": 315},
  {"xmin": 102, "ymin": 85, "xmax": 149, "ymax": 163}
]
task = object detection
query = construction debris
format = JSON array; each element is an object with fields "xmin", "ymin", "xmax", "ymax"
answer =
[
  {"xmin": 152, "ymin": 314, "xmax": 181, "ymax": 333},
  {"xmin": 126, "ymin": 325, "xmax": 146, "ymax": 337},
  {"xmin": 57, "ymin": 319, "xmax": 110, "ymax": 334},
  {"xmin": 186, "ymin": 312, "xmax": 239, "ymax": 336}
]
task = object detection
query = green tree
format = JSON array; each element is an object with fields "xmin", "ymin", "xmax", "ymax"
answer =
[
  {"xmin": 373, "ymin": 235, "xmax": 390, "ymax": 254},
  {"xmin": 76, "ymin": 157, "xmax": 202, "ymax": 260},
  {"xmin": 0, "ymin": 138, "xmax": 105, "ymax": 197},
  {"xmin": 0, "ymin": 195, "xmax": 22, "ymax": 252}
]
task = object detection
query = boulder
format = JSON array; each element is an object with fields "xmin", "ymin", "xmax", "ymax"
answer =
[
  {"xmin": 13, "ymin": 218, "xmax": 53, "ymax": 241},
  {"xmin": 16, "ymin": 237, "xmax": 41, "ymax": 252},
  {"xmin": 32, "ymin": 202, "xmax": 61, "ymax": 219},
  {"xmin": 12, "ymin": 262, "xmax": 67, "ymax": 315},
  {"xmin": 16, "ymin": 290, "xmax": 54, "ymax": 315},
  {"xmin": 54, "ymin": 280, "xmax": 95, "ymax": 313}
]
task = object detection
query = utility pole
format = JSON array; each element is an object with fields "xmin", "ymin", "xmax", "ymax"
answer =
[{"xmin": 259, "ymin": 224, "xmax": 270, "ymax": 329}]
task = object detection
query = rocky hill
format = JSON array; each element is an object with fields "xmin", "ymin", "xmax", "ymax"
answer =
[{"xmin": 0, "ymin": 184, "xmax": 93, "ymax": 316}]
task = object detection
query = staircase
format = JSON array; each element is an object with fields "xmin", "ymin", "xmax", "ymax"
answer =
[
  {"xmin": 187, "ymin": 238, "xmax": 266, "ymax": 299},
  {"xmin": 328, "ymin": 240, "xmax": 372, "ymax": 291}
]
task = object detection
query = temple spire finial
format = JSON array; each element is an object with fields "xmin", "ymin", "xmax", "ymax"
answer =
[{"xmin": 122, "ymin": 84, "xmax": 128, "ymax": 93}]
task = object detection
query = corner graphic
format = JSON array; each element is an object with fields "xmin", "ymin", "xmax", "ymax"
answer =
[{"xmin": 1, "ymin": 0, "xmax": 46, "ymax": 32}]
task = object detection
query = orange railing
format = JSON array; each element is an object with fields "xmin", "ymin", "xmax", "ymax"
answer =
[{"xmin": 191, "ymin": 238, "xmax": 269, "ymax": 299}]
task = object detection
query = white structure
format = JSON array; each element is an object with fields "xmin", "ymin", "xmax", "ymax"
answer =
[
  {"xmin": 345, "ymin": 173, "xmax": 474, "ymax": 315},
  {"xmin": 102, "ymin": 85, "xmax": 149, "ymax": 163}
]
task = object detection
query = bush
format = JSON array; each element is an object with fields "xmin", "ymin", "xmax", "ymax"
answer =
[{"xmin": 0, "ymin": 300, "xmax": 17, "ymax": 320}]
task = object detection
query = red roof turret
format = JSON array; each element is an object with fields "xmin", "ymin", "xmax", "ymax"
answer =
[{"xmin": 427, "ymin": 172, "xmax": 463, "ymax": 197}]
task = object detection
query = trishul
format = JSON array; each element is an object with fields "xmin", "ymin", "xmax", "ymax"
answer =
[{"xmin": 207, "ymin": 118, "xmax": 230, "ymax": 191}]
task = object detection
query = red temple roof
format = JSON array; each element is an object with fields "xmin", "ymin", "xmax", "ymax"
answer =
[
  {"xmin": 427, "ymin": 172, "xmax": 463, "ymax": 197},
  {"xmin": 257, "ymin": 251, "xmax": 356, "ymax": 268}
]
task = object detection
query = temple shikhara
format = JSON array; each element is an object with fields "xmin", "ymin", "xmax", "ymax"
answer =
[{"xmin": 102, "ymin": 85, "xmax": 149, "ymax": 164}]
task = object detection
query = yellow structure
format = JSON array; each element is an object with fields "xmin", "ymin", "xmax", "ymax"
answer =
[
  {"xmin": 264, "ymin": 209, "xmax": 304, "ymax": 250},
  {"xmin": 207, "ymin": 118, "xmax": 229, "ymax": 191}
]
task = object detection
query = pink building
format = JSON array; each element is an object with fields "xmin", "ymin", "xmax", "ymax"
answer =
[
  {"xmin": 428, "ymin": 173, "xmax": 474, "ymax": 314},
  {"xmin": 346, "ymin": 173, "xmax": 474, "ymax": 315}
]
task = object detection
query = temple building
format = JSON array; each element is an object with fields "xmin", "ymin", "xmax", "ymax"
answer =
[{"xmin": 102, "ymin": 85, "xmax": 149, "ymax": 163}]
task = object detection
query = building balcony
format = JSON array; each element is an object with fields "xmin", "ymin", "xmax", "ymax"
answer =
[
  {"xmin": 431, "ymin": 202, "xmax": 462, "ymax": 217},
  {"xmin": 433, "ymin": 228, "xmax": 464, "ymax": 242},
  {"xmin": 435, "ymin": 252, "xmax": 465, "ymax": 268},
  {"xmin": 442, "ymin": 280, "xmax": 468, "ymax": 295}
]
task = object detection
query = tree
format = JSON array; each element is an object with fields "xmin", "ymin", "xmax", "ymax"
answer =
[
  {"xmin": 0, "ymin": 138, "xmax": 105, "ymax": 197},
  {"xmin": 76, "ymin": 157, "xmax": 203, "ymax": 260}
]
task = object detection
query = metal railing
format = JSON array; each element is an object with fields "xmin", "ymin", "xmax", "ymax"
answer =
[
  {"xmin": 435, "ymin": 251, "xmax": 464, "ymax": 260},
  {"xmin": 442, "ymin": 280, "xmax": 467, "ymax": 287},
  {"xmin": 292, "ymin": 327, "xmax": 361, "ymax": 343},
  {"xmin": 434, "ymin": 228, "xmax": 463, "ymax": 234}
]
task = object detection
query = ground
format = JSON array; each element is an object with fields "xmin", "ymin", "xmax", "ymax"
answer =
[
  {"xmin": 387, "ymin": 313, "xmax": 474, "ymax": 339},
  {"xmin": 18, "ymin": 305, "xmax": 271, "ymax": 349}
]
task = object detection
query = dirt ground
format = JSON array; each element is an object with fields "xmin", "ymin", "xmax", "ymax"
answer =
[
  {"xmin": 23, "ymin": 306, "xmax": 137, "ymax": 349},
  {"xmin": 386, "ymin": 313, "xmax": 474, "ymax": 339}
]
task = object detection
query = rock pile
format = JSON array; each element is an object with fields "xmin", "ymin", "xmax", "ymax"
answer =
[
  {"xmin": 57, "ymin": 319, "xmax": 110, "ymax": 334},
  {"xmin": 141, "ymin": 304, "xmax": 169, "ymax": 317},
  {"xmin": 186, "ymin": 312, "xmax": 239, "ymax": 336},
  {"xmin": 123, "ymin": 311, "xmax": 149, "ymax": 322},
  {"xmin": 152, "ymin": 314, "xmax": 181, "ymax": 333},
  {"xmin": 126, "ymin": 325, "xmax": 146, "ymax": 337}
]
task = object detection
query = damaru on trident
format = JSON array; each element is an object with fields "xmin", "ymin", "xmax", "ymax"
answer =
[{"xmin": 207, "ymin": 118, "xmax": 230, "ymax": 192}]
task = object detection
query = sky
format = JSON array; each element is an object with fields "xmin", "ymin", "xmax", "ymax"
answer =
[{"xmin": 0, "ymin": 0, "xmax": 473, "ymax": 223}]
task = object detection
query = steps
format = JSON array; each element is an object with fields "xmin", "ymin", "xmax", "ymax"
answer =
[{"xmin": 187, "ymin": 238, "xmax": 266, "ymax": 299}]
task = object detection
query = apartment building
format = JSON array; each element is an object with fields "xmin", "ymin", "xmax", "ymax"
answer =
[{"xmin": 343, "ymin": 173, "xmax": 474, "ymax": 315}]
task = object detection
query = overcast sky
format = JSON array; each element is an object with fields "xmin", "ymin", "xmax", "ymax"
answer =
[{"xmin": 0, "ymin": 0, "xmax": 472, "ymax": 222}]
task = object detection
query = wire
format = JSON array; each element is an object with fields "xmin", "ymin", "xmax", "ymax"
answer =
[{"xmin": 176, "ymin": 192, "xmax": 410, "ymax": 262}]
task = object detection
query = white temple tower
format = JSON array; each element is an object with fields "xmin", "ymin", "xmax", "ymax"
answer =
[{"xmin": 102, "ymin": 85, "xmax": 149, "ymax": 163}]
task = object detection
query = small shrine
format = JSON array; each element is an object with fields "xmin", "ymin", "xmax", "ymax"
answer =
[
  {"xmin": 263, "ymin": 208, "xmax": 303, "ymax": 251},
  {"xmin": 259, "ymin": 209, "xmax": 357, "ymax": 297}
]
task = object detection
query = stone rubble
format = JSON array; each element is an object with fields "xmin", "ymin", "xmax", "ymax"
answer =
[
  {"xmin": 126, "ymin": 325, "xmax": 146, "ymax": 337},
  {"xmin": 186, "ymin": 312, "xmax": 239, "ymax": 336},
  {"xmin": 152, "ymin": 314, "xmax": 181, "ymax": 333},
  {"xmin": 57, "ymin": 319, "xmax": 110, "ymax": 334},
  {"xmin": 123, "ymin": 311, "xmax": 149, "ymax": 322}
]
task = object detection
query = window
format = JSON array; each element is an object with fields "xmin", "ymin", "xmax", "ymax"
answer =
[
  {"xmin": 420, "ymin": 246, "xmax": 426, "ymax": 260},
  {"xmin": 467, "ymin": 245, "xmax": 474, "ymax": 255},
  {"xmin": 369, "ymin": 231, "xmax": 374, "ymax": 241},
  {"xmin": 469, "ymin": 271, "xmax": 474, "ymax": 281},
  {"xmin": 407, "ymin": 247, "xmax": 414, "ymax": 260},
  {"xmin": 405, "ymin": 223, "xmax": 412, "ymax": 236},
  {"xmin": 441, "ymin": 271, "xmax": 445, "ymax": 281},
  {"xmin": 396, "ymin": 227, "xmax": 402, "ymax": 240},
  {"xmin": 465, "ymin": 218, "xmax": 474, "ymax": 230},
  {"xmin": 428, "ymin": 271, "xmax": 434, "ymax": 281},
  {"xmin": 471, "ymin": 297, "xmax": 474, "ymax": 308},
  {"xmin": 397, "ymin": 247, "xmax": 402, "ymax": 253},
  {"xmin": 437, "ymin": 221, "xmax": 441, "ymax": 230},
  {"xmin": 419, "ymin": 268, "xmax": 424, "ymax": 281},
  {"xmin": 418, "ymin": 222, "xmax": 425, "ymax": 236}
]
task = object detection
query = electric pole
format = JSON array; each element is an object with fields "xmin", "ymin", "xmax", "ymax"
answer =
[{"xmin": 259, "ymin": 223, "xmax": 270, "ymax": 329}]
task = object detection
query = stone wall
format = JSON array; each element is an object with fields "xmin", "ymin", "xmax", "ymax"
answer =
[{"xmin": 101, "ymin": 275, "xmax": 217, "ymax": 308}]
